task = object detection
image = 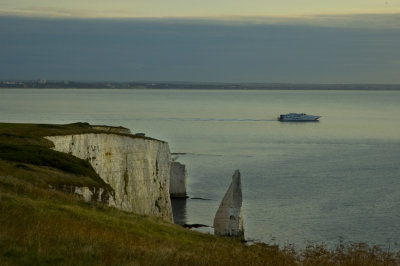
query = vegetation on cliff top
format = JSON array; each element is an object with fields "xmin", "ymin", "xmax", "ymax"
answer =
[
  {"xmin": 0, "ymin": 122, "xmax": 399, "ymax": 265},
  {"xmin": 0, "ymin": 122, "xmax": 110, "ymax": 189},
  {"xmin": 0, "ymin": 122, "xmax": 158, "ymax": 189}
]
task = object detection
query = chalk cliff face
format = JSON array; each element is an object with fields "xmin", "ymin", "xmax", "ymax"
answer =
[{"xmin": 45, "ymin": 133, "xmax": 173, "ymax": 222}]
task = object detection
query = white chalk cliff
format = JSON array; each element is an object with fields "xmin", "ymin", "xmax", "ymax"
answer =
[
  {"xmin": 213, "ymin": 170, "xmax": 244, "ymax": 239},
  {"xmin": 45, "ymin": 133, "xmax": 173, "ymax": 222}
]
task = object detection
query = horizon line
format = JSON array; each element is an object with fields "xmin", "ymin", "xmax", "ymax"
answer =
[
  {"xmin": 1, "ymin": 12, "xmax": 400, "ymax": 20},
  {"xmin": 2, "ymin": 80, "xmax": 400, "ymax": 86},
  {"xmin": 2, "ymin": 13, "xmax": 399, "ymax": 30}
]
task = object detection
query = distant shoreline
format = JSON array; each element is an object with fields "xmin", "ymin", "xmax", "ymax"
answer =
[{"xmin": 1, "ymin": 81, "xmax": 400, "ymax": 91}]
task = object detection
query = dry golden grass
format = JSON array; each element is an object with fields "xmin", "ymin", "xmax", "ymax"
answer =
[
  {"xmin": 0, "ymin": 175, "xmax": 292, "ymax": 265},
  {"xmin": 1, "ymin": 173, "xmax": 399, "ymax": 265}
]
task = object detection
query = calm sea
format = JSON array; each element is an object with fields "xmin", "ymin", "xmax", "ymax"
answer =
[{"xmin": 1, "ymin": 88, "xmax": 400, "ymax": 248}]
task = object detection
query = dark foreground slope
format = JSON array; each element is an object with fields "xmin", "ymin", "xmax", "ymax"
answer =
[{"xmin": 0, "ymin": 123, "xmax": 399, "ymax": 265}]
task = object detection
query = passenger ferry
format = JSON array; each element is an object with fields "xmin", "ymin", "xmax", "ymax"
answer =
[{"xmin": 278, "ymin": 113, "xmax": 321, "ymax": 122}]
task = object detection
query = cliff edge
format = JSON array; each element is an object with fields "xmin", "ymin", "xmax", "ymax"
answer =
[{"xmin": 45, "ymin": 133, "xmax": 173, "ymax": 222}]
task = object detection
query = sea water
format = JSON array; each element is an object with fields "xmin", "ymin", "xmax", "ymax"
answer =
[{"xmin": 1, "ymin": 88, "xmax": 399, "ymax": 248}]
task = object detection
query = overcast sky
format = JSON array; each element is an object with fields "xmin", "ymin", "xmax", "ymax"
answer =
[
  {"xmin": 1, "ymin": 0, "xmax": 399, "ymax": 18},
  {"xmin": 0, "ymin": 2, "xmax": 399, "ymax": 83}
]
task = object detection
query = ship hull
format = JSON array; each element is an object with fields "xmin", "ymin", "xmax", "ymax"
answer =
[
  {"xmin": 278, "ymin": 119, "xmax": 320, "ymax": 122},
  {"xmin": 278, "ymin": 113, "xmax": 320, "ymax": 122}
]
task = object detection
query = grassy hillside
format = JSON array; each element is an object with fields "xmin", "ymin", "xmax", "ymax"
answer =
[
  {"xmin": 0, "ymin": 172, "xmax": 291, "ymax": 265},
  {"xmin": 0, "ymin": 122, "xmax": 399, "ymax": 265},
  {"xmin": 0, "ymin": 123, "xmax": 108, "ymax": 188}
]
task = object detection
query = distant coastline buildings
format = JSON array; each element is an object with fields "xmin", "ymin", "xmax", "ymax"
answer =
[{"xmin": 0, "ymin": 80, "xmax": 399, "ymax": 90}]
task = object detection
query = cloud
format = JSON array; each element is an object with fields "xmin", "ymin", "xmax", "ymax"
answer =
[
  {"xmin": 0, "ymin": 6, "xmax": 400, "ymax": 29},
  {"xmin": 0, "ymin": 16, "xmax": 399, "ymax": 83},
  {"xmin": 0, "ymin": 6, "xmax": 136, "ymax": 18},
  {"xmin": 165, "ymin": 13, "xmax": 400, "ymax": 29}
]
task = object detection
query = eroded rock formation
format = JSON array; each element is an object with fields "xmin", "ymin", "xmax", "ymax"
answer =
[
  {"xmin": 213, "ymin": 170, "xmax": 244, "ymax": 240},
  {"xmin": 45, "ymin": 133, "xmax": 173, "ymax": 222},
  {"xmin": 170, "ymin": 161, "xmax": 187, "ymax": 198}
]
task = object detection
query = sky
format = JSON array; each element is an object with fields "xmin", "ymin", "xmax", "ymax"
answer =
[
  {"xmin": 0, "ymin": 1, "xmax": 399, "ymax": 83},
  {"xmin": 1, "ymin": 1, "xmax": 400, "ymax": 18}
]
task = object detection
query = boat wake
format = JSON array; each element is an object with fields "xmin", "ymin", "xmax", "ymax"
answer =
[{"xmin": 131, "ymin": 117, "xmax": 277, "ymax": 122}]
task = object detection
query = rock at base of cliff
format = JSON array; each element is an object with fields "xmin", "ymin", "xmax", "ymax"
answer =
[
  {"xmin": 170, "ymin": 161, "xmax": 188, "ymax": 198},
  {"xmin": 213, "ymin": 170, "xmax": 244, "ymax": 240}
]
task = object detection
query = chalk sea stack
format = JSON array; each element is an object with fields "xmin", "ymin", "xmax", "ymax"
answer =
[
  {"xmin": 213, "ymin": 170, "xmax": 244, "ymax": 240},
  {"xmin": 170, "ymin": 161, "xmax": 188, "ymax": 198}
]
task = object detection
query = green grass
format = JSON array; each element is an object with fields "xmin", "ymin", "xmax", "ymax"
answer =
[
  {"xmin": 1, "ymin": 173, "xmax": 399, "ymax": 265},
  {"xmin": 0, "ymin": 143, "xmax": 99, "ymax": 179},
  {"xmin": 0, "ymin": 122, "xmax": 159, "ymax": 148},
  {"xmin": 0, "ymin": 122, "xmax": 98, "ymax": 147},
  {"xmin": 0, "ymin": 175, "xmax": 294, "ymax": 265},
  {"xmin": 0, "ymin": 122, "xmax": 158, "ymax": 191},
  {"xmin": 1, "ymin": 122, "xmax": 400, "ymax": 265}
]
